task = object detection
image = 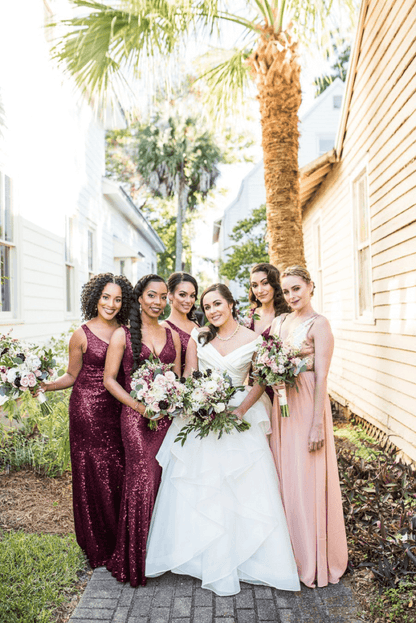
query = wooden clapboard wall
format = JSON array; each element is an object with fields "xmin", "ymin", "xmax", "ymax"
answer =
[{"xmin": 301, "ymin": 0, "xmax": 416, "ymax": 462}]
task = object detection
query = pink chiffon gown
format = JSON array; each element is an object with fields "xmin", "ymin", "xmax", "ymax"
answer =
[{"xmin": 269, "ymin": 314, "xmax": 348, "ymax": 588}]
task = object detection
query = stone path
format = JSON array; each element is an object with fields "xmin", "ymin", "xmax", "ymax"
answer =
[{"xmin": 70, "ymin": 567, "xmax": 361, "ymax": 623}]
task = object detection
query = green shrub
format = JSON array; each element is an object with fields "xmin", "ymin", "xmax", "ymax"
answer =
[{"xmin": 0, "ymin": 531, "xmax": 86, "ymax": 623}]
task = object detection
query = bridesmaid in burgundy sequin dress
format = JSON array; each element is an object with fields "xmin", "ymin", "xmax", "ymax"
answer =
[
  {"xmin": 41, "ymin": 274, "xmax": 133, "ymax": 568},
  {"xmin": 104, "ymin": 274, "xmax": 181, "ymax": 587},
  {"xmin": 246, "ymin": 263, "xmax": 289, "ymax": 404},
  {"xmin": 161, "ymin": 272, "xmax": 199, "ymax": 374}
]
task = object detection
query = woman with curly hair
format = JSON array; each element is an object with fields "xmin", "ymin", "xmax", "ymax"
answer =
[
  {"xmin": 103, "ymin": 274, "xmax": 181, "ymax": 587},
  {"xmin": 41, "ymin": 273, "xmax": 133, "ymax": 568},
  {"xmin": 160, "ymin": 272, "xmax": 199, "ymax": 374}
]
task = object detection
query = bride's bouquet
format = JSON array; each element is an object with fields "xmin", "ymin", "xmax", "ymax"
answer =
[
  {"xmin": 174, "ymin": 369, "xmax": 248, "ymax": 446},
  {"xmin": 253, "ymin": 334, "xmax": 307, "ymax": 417},
  {"xmin": 0, "ymin": 331, "xmax": 58, "ymax": 415},
  {"xmin": 130, "ymin": 354, "xmax": 185, "ymax": 430}
]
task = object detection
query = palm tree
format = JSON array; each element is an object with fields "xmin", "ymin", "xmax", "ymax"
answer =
[
  {"xmin": 134, "ymin": 113, "xmax": 222, "ymax": 271},
  {"xmin": 51, "ymin": 0, "xmax": 355, "ymax": 271}
]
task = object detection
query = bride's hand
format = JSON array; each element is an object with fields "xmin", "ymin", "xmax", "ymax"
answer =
[
  {"xmin": 308, "ymin": 422, "xmax": 324, "ymax": 452},
  {"xmin": 272, "ymin": 382, "xmax": 285, "ymax": 397},
  {"xmin": 231, "ymin": 408, "xmax": 245, "ymax": 421}
]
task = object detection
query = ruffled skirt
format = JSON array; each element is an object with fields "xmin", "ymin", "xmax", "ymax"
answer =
[{"xmin": 145, "ymin": 389, "xmax": 300, "ymax": 596}]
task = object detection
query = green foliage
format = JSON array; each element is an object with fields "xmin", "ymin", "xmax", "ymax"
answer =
[
  {"xmin": 333, "ymin": 424, "xmax": 382, "ymax": 462},
  {"xmin": 0, "ymin": 531, "xmax": 85, "ymax": 623},
  {"xmin": 313, "ymin": 39, "xmax": 351, "ymax": 96},
  {"xmin": 219, "ymin": 204, "xmax": 269, "ymax": 289},
  {"xmin": 369, "ymin": 581, "xmax": 416, "ymax": 622}
]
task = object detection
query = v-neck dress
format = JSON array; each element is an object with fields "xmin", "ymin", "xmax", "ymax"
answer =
[
  {"xmin": 165, "ymin": 320, "xmax": 193, "ymax": 375},
  {"xmin": 106, "ymin": 326, "xmax": 176, "ymax": 587},
  {"xmin": 146, "ymin": 328, "xmax": 300, "ymax": 596},
  {"xmin": 69, "ymin": 324, "xmax": 124, "ymax": 568},
  {"xmin": 270, "ymin": 315, "xmax": 348, "ymax": 588}
]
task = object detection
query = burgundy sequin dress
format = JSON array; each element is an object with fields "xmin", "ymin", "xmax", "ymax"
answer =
[
  {"xmin": 165, "ymin": 320, "xmax": 192, "ymax": 375},
  {"xmin": 107, "ymin": 325, "xmax": 176, "ymax": 586},
  {"xmin": 69, "ymin": 324, "xmax": 125, "ymax": 568}
]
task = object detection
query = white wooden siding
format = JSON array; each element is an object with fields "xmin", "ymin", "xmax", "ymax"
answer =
[{"xmin": 302, "ymin": 0, "xmax": 416, "ymax": 461}]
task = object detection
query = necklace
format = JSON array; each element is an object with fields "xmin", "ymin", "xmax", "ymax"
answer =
[{"xmin": 216, "ymin": 322, "xmax": 240, "ymax": 341}]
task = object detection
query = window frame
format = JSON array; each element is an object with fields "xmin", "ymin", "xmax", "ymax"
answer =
[
  {"xmin": 350, "ymin": 160, "xmax": 375, "ymax": 324},
  {"xmin": 313, "ymin": 214, "xmax": 323, "ymax": 313},
  {"xmin": 0, "ymin": 171, "xmax": 16, "ymax": 320},
  {"xmin": 65, "ymin": 216, "xmax": 75, "ymax": 316},
  {"xmin": 87, "ymin": 228, "xmax": 96, "ymax": 281}
]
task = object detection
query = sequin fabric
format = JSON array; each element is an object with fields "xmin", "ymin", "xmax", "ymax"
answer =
[
  {"xmin": 69, "ymin": 324, "xmax": 125, "ymax": 568},
  {"xmin": 106, "ymin": 326, "xmax": 176, "ymax": 587},
  {"xmin": 249, "ymin": 318, "xmax": 274, "ymax": 403},
  {"xmin": 165, "ymin": 320, "xmax": 191, "ymax": 375}
]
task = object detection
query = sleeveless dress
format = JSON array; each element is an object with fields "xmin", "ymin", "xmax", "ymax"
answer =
[
  {"xmin": 146, "ymin": 328, "xmax": 300, "ymax": 596},
  {"xmin": 270, "ymin": 315, "xmax": 348, "ymax": 588},
  {"xmin": 69, "ymin": 324, "xmax": 124, "ymax": 568},
  {"xmin": 165, "ymin": 320, "xmax": 192, "ymax": 375},
  {"xmin": 106, "ymin": 326, "xmax": 176, "ymax": 587}
]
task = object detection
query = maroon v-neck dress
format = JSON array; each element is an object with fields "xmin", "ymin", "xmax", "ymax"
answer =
[
  {"xmin": 69, "ymin": 324, "xmax": 125, "ymax": 568},
  {"xmin": 107, "ymin": 326, "xmax": 176, "ymax": 586},
  {"xmin": 165, "ymin": 320, "xmax": 192, "ymax": 375}
]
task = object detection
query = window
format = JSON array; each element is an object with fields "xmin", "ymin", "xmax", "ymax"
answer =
[
  {"xmin": 119, "ymin": 259, "xmax": 125, "ymax": 275},
  {"xmin": 314, "ymin": 219, "xmax": 323, "ymax": 312},
  {"xmin": 87, "ymin": 229, "xmax": 95, "ymax": 280},
  {"xmin": 318, "ymin": 136, "xmax": 335, "ymax": 156},
  {"xmin": 333, "ymin": 95, "xmax": 342, "ymax": 109},
  {"xmin": 0, "ymin": 172, "xmax": 14, "ymax": 315},
  {"xmin": 352, "ymin": 168, "xmax": 373, "ymax": 320},
  {"xmin": 65, "ymin": 217, "xmax": 74, "ymax": 313}
]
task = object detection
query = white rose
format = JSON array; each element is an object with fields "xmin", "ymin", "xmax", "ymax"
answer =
[
  {"xmin": 7, "ymin": 368, "xmax": 18, "ymax": 383},
  {"xmin": 204, "ymin": 380, "xmax": 218, "ymax": 394},
  {"xmin": 214, "ymin": 402, "xmax": 226, "ymax": 413},
  {"xmin": 191, "ymin": 388, "xmax": 205, "ymax": 403}
]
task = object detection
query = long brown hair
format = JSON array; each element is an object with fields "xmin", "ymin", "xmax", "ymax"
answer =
[{"xmin": 249, "ymin": 263, "xmax": 289, "ymax": 316}]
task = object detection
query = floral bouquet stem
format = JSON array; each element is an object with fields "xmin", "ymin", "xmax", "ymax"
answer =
[
  {"xmin": 35, "ymin": 391, "xmax": 53, "ymax": 416},
  {"xmin": 278, "ymin": 385, "xmax": 290, "ymax": 418}
]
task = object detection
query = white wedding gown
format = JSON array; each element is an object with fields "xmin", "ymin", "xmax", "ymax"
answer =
[{"xmin": 145, "ymin": 329, "xmax": 300, "ymax": 596}]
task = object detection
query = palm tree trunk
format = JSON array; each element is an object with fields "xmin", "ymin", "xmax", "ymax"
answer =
[
  {"xmin": 248, "ymin": 30, "xmax": 305, "ymax": 272},
  {"xmin": 175, "ymin": 172, "xmax": 190, "ymax": 272}
]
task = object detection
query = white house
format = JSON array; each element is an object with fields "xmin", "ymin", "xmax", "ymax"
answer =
[
  {"xmin": 0, "ymin": 0, "xmax": 164, "ymax": 342},
  {"xmin": 217, "ymin": 79, "xmax": 345, "ymax": 298}
]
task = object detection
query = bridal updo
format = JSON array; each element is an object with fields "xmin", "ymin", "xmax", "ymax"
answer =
[{"xmin": 198, "ymin": 284, "xmax": 238, "ymax": 345}]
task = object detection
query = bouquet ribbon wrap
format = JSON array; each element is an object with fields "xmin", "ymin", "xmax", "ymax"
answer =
[{"xmin": 278, "ymin": 385, "xmax": 290, "ymax": 418}]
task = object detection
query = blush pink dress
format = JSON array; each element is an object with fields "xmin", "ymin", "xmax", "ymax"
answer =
[{"xmin": 270, "ymin": 314, "xmax": 348, "ymax": 588}]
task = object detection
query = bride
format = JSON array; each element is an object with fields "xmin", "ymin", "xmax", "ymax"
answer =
[{"xmin": 146, "ymin": 284, "xmax": 300, "ymax": 596}]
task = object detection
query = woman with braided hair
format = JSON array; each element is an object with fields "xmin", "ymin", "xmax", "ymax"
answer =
[
  {"xmin": 103, "ymin": 274, "xmax": 181, "ymax": 587},
  {"xmin": 40, "ymin": 273, "xmax": 133, "ymax": 568}
]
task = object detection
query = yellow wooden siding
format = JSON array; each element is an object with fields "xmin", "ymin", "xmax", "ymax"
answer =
[{"xmin": 301, "ymin": 0, "xmax": 416, "ymax": 462}]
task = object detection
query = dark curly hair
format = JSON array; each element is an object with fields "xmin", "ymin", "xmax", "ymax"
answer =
[
  {"xmin": 198, "ymin": 284, "xmax": 238, "ymax": 345},
  {"xmin": 80, "ymin": 273, "xmax": 133, "ymax": 325},
  {"xmin": 130, "ymin": 274, "xmax": 167, "ymax": 372},
  {"xmin": 167, "ymin": 272, "xmax": 199, "ymax": 321},
  {"xmin": 248, "ymin": 263, "xmax": 290, "ymax": 316}
]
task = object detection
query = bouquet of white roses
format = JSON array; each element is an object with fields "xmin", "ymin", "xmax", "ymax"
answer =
[
  {"xmin": 0, "ymin": 331, "xmax": 60, "ymax": 415},
  {"xmin": 252, "ymin": 334, "xmax": 307, "ymax": 417},
  {"xmin": 130, "ymin": 354, "xmax": 185, "ymax": 430},
  {"xmin": 174, "ymin": 368, "xmax": 248, "ymax": 446}
]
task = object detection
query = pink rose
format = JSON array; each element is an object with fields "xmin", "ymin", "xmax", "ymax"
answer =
[
  {"xmin": 1, "ymin": 373, "xmax": 6, "ymax": 382},
  {"xmin": 35, "ymin": 370, "xmax": 42, "ymax": 377},
  {"xmin": 20, "ymin": 376, "xmax": 30, "ymax": 387},
  {"xmin": 164, "ymin": 371, "xmax": 176, "ymax": 382},
  {"xmin": 28, "ymin": 373, "xmax": 37, "ymax": 388},
  {"xmin": 48, "ymin": 368, "xmax": 54, "ymax": 376}
]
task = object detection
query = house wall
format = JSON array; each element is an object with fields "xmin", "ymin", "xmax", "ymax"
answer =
[{"xmin": 302, "ymin": 0, "xmax": 416, "ymax": 461}]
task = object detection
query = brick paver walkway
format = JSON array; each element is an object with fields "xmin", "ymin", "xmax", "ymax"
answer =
[{"xmin": 70, "ymin": 567, "xmax": 361, "ymax": 622}]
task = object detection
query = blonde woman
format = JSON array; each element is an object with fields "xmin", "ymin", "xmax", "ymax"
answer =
[{"xmin": 269, "ymin": 266, "xmax": 348, "ymax": 588}]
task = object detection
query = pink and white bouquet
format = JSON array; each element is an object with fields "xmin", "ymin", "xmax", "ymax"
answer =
[
  {"xmin": 130, "ymin": 354, "xmax": 185, "ymax": 430},
  {"xmin": 237, "ymin": 305, "xmax": 259, "ymax": 329},
  {"xmin": 253, "ymin": 334, "xmax": 307, "ymax": 417},
  {"xmin": 174, "ymin": 369, "xmax": 248, "ymax": 446},
  {"xmin": 0, "ymin": 331, "xmax": 58, "ymax": 415}
]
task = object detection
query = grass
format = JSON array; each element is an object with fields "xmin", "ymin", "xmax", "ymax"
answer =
[
  {"xmin": 0, "ymin": 531, "xmax": 86, "ymax": 623},
  {"xmin": 333, "ymin": 423, "xmax": 383, "ymax": 461}
]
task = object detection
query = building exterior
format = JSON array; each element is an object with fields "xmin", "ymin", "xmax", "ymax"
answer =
[
  {"xmin": 0, "ymin": 0, "xmax": 164, "ymax": 342},
  {"xmin": 299, "ymin": 0, "xmax": 416, "ymax": 462},
  {"xmin": 217, "ymin": 79, "xmax": 345, "ymax": 298}
]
